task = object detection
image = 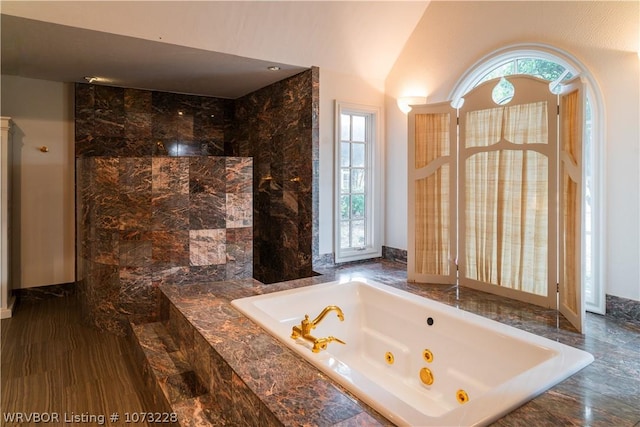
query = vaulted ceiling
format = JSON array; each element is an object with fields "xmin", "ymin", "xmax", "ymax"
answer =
[{"xmin": 1, "ymin": 1, "xmax": 430, "ymax": 98}]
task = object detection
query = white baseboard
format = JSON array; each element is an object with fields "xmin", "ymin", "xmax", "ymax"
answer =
[{"xmin": 1, "ymin": 295, "xmax": 16, "ymax": 319}]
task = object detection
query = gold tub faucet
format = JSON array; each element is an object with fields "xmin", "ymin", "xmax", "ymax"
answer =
[{"xmin": 291, "ymin": 305, "xmax": 346, "ymax": 353}]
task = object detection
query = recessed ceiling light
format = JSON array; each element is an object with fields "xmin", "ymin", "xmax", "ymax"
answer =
[{"xmin": 267, "ymin": 66, "xmax": 281, "ymax": 71}]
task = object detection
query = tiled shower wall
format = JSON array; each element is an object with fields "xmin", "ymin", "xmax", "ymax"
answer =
[
  {"xmin": 235, "ymin": 68, "xmax": 319, "ymax": 284},
  {"xmin": 75, "ymin": 85, "xmax": 252, "ymax": 334},
  {"xmin": 76, "ymin": 156, "xmax": 252, "ymax": 333},
  {"xmin": 75, "ymin": 69, "xmax": 317, "ymax": 334}
]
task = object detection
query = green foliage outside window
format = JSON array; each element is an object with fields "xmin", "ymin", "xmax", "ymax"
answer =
[{"xmin": 479, "ymin": 58, "xmax": 572, "ymax": 85}]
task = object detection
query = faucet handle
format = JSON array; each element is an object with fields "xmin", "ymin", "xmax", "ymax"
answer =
[
  {"xmin": 312, "ymin": 336, "xmax": 346, "ymax": 353},
  {"xmin": 328, "ymin": 336, "xmax": 346, "ymax": 345}
]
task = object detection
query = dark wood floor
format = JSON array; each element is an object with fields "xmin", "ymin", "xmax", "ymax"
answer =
[{"xmin": 1, "ymin": 295, "xmax": 155, "ymax": 427}]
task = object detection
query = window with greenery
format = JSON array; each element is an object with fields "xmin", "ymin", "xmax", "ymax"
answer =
[
  {"xmin": 481, "ymin": 58, "xmax": 575, "ymax": 104},
  {"xmin": 477, "ymin": 57, "xmax": 574, "ymax": 85},
  {"xmin": 335, "ymin": 102, "xmax": 381, "ymax": 263},
  {"xmin": 339, "ymin": 113, "xmax": 367, "ymax": 249}
]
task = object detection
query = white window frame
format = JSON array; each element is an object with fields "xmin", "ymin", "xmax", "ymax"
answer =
[
  {"xmin": 449, "ymin": 43, "xmax": 606, "ymax": 314},
  {"xmin": 334, "ymin": 101, "xmax": 382, "ymax": 263}
]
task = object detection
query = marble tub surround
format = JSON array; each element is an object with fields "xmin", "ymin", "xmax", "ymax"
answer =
[
  {"xmin": 154, "ymin": 260, "xmax": 640, "ymax": 427},
  {"xmin": 129, "ymin": 321, "xmax": 222, "ymax": 426},
  {"xmin": 159, "ymin": 277, "xmax": 388, "ymax": 427}
]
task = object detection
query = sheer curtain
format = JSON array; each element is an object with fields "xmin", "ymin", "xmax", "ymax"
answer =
[
  {"xmin": 414, "ymin": 113, "xmax": 451, "ymax": 276},
  {"xmin": 464, "ymin": 101, "xmax": 548, "ymax": 295}
]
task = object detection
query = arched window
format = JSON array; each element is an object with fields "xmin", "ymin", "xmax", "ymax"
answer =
[{"xmin": 450, "ymin": 44, "xmax": 605, "ymax": 314}]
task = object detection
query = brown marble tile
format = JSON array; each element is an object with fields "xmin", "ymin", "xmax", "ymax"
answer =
[
  {"xmin": 172, "ymin": 394, "xmax": 226, "ymax": 427},
  {"xmin": 189, "ymin": 193, "xmax": 226, "ymax": 229},
  {"xmin": 189, "ymin": 229, "xmax": 226, "ymax": 266},
  {"xmin": 93, "ymin": 228, "xmax": 119, "ymax": 265},
  {"xmin": 12, "ymin": 283, "xmax": 75, "ymax": 302},
  {"xmin": 152, "ymin": 157, "xmax": 189, "ymax": 195},
  {"xmin": 132, "ymin": 323, "xmax": 182, "ymax": 377},
  {"xmin": 231, "ymin": 372, "xmax": 272, "ymax": 427},
  {"xmin": 119, "ymin": 267, "xmax": 157, "ymax": 323},
  {"xmin": 226, "ymin": 157, "xmax": 252, "ymax": 193},
  {"xmin": 124, "ymin": 111, "xmax": 152, "ymax": 138},
  {"xmin": 119, "ymin": 157, "xmax": 152, "ymax": 192},
  {"xmin": 152, "ymin": 98, "xmax": 193, "ymax": 141},
  {"xmin": 165, "ymin": 304, "xmax": 195, "ymax": 355},
  {"xmin": 225, "ymin": 227, "xmax": 253, "ymax": 279},
  {"xmin": 94, "ymin": 85, "xmax": 125, "ymax": 137},
  {"xmin": 209, "ymin": 346, "xmax": 234, "ymax": 421},
  {"xmin": 159, "ymin": 370, "xmax": 208, "ymax": 405},
  {"xmin": 151, "ymin": 230, "xmax": 190, "ymax": 266},
  {"xmin": 189, "ymin": 157, "xmax": 226, "ymax": 194},
  {"xmin": 154, "ymin": 265, "xmax": 227, "ymax": 287},
  {"xmin": 119, "ymin": 192, "xmax": 152, "ymax": 229},
  {"xmin": 607, "ymin": 294, "xmax": 640, "ymax": 324},
  {"xmin": 119, "ymin": 238, "xmax": 152, "ymax": 267},
  {"xmin": 263, "ymin": 378, "xmax": 363, "ymax": 427},
  {"xmin": 124, "ymin": 88, "xmax": 152, "ymax": 112},
  {"xmin": 226, "ymin": 193, "xmax": 252, "ymax": 228}
]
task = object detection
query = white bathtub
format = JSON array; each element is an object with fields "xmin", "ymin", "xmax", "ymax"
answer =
[{"xmin": 231, "ymin": 279, "xmax": 593, "ymax": 426}]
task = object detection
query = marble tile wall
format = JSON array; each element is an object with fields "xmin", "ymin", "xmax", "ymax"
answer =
[
  {"xmin": 235, "ymin": 68, "xmax": 319, "ymax": 284},
  {"xmin": 75, "ymin": 84, "xmax": 252, "ymax": 334},
  {"xmin": 76, "ymin": 156, "xmax": 252, "ymax": 334},
  {"xmin": 75, "ymin": 85, "xmax": 235, "ymax": 158},
  {"xmin": 76, "ymin": 71, "xmax": 317, "ymax": 333}
]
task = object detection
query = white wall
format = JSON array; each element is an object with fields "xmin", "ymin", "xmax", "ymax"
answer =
[
  {"xmin": 318, "ymin": 69, "xmax": 386, "ymax": 257},
  {"xmin": 0, "ymin": 76, "xmax": 75, "ymax": 288},
  {"xmin": 385, "ymin": 1, "xmax": 640, "ymax": 301}
]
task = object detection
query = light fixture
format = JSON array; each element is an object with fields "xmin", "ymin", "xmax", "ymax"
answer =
[
  {"xmin": 397, "ymin": 96, "xmax": 428, "ymax": 114},
  {"xmin": 84, "ymin": 76, "xmax": 99, "ymax": 83},
  {"xmin": 267, "ymin": 66, "xmax": 281, "ymax": 71}
]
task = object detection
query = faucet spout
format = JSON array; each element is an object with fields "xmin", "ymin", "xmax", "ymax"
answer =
[{"xmin": 311, "ymin": 305, "xmax": 345, "ymax": 326}]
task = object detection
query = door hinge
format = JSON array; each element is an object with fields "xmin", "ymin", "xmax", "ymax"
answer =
[{"xmin": 557, "ymin": 283, "xmax": 560, "ymax": 292}]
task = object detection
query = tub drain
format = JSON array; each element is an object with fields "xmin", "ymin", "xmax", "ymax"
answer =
[{"xmin": 385, "ymin": 352, "xmax": 394, "ymax": 364}]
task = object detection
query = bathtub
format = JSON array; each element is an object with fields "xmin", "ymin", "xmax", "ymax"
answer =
[{"xmin": 231, "ymin": 278, "xmax": 593, "ymax": 426}]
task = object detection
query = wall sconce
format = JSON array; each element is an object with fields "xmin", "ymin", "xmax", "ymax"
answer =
[{"xmin": 397, "ymin": 96, "xmax": 428, "ymax": 114}]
